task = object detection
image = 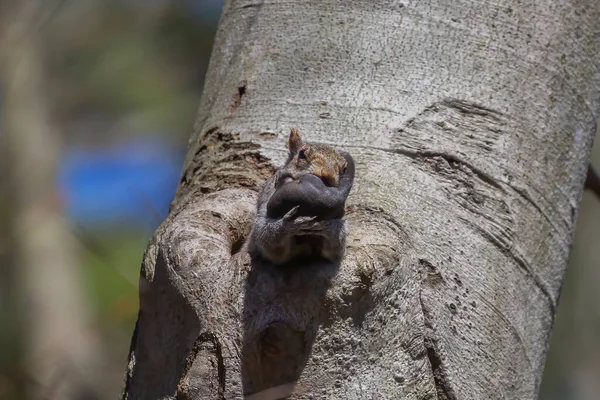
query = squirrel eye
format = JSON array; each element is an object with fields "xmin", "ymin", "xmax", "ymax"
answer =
[
  {"xmin": 298, "ymin": 149, "xmax": 306, "ymax": 160},
  {"xmin": 341, "ymin": 167, "xmax": 347, "ymax": 174}
]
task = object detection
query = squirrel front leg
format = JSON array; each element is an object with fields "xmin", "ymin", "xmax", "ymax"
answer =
[
  {"xmin": 249, "ymin": 207, "xmax": 302, "ymax": 265},
  {"xmin": 249, "ymin": 206, "xmax": 346, "ymax": 264}
]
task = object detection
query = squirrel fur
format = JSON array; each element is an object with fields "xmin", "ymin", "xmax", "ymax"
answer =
[{"xmin": 248, "ymin": 128, "xmax": 355, "ymax": 265}]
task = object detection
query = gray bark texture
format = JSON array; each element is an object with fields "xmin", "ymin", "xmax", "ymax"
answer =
[{"xmin": 122, "ymin": 0, "xmax": 600, "ymax": 399}]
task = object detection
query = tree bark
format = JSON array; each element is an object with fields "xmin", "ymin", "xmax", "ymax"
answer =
[{"xmin": 123, "ymin": 0, "xmax": 600, "ymax": 399}]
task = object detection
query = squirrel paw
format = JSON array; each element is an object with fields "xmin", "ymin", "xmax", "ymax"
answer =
[
  {"xmin": 287, "ymin": 216, "xmax": 328, "ymax": 235},
  {"xmin": 282, "ymin": 205, "xmax": 301, "ymax": 221}
]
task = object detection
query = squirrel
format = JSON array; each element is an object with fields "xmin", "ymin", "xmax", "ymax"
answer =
[{"xmin": 248, "ymin": 128, "xmax": 355, "ymax": 265}]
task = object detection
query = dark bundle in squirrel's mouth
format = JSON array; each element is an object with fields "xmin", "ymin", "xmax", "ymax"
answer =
[{"xmin": 267, "ymin": 155, "xmax": 354, "ymax": 220}]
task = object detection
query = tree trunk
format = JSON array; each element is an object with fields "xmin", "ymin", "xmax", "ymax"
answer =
[{"xmin": 123, "ymin": 1, "xmax": 600, "ymax": 399}]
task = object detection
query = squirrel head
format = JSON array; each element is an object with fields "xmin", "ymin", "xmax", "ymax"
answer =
[{"xmin": 286, "ymin": 128, "xmax": 347, "ymax": 187}]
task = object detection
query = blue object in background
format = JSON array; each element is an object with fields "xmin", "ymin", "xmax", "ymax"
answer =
[
  {"xmin": 124, "ymin": 0, "xmax": 223, "ymax": 21},
  {"xmin": 58, "ymin": 136, "xmax": 184, "ymax": 231},
  {"xmin": 187, "ymin": 0, "xmax": 223, "ymax": 20}
]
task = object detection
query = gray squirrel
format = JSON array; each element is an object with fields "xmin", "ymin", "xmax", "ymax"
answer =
[{"xmin": 248, "ymin": 128, "xmax": 355, "ymax": 265}]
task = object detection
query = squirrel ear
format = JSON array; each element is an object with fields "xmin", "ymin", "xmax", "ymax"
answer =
[{"xmin": 288, "ymin": 128, "xmax": 304, "ymax": 154}]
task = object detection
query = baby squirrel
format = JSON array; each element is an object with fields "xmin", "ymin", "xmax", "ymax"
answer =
[{"xmin": 248, "ymin": 128, "xmax": 355, "ymax": 265}]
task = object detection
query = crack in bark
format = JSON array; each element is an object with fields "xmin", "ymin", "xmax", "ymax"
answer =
[
  {"xmin": 411, "ymin": 150, "xmax": 503, "ymax": 190},
  {"xmin": 179, "ymin": 332, "xmax": 227, "ymax": 399},
  {"xmin": 241, "ymin": 3, "xmax": 262, "ymax": 10},
  {"xmin": 347, "ymin": 144, "xmax": 504, "ymax": 191},
  {"xmin": 231, "ymin": 81, "xmax": 247, "ymax": 110},
  {"xmin": 459, "ymin": 217, "xmax": 556, "ymax": 318},
  {"xmin": 478, "ymin": 296, "xmax": 533, "ymax": 371},
  {"xmin": 419, "ymin": 288, "xmax": 457, "ymax": 400},
  {"xmin": 439, "ymin": 98, "xmax": 503, "ymax": 119},
  {"xmin": 508, "ymin": 184, "xmax": 562, "ymax": 238}
]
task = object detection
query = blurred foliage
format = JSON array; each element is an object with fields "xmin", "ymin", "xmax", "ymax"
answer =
[
  {"xmin": 0, "ymin": 1, "xmax": 221, "ymax": 398},
  {"xmin": 45, "ymin": 0, "xmax": 218, "ymax": 139}
]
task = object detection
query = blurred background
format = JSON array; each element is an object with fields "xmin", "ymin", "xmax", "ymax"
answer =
[{"xmin": 0, "ymin": 1, "xmax": 597, "ymax": 399}]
